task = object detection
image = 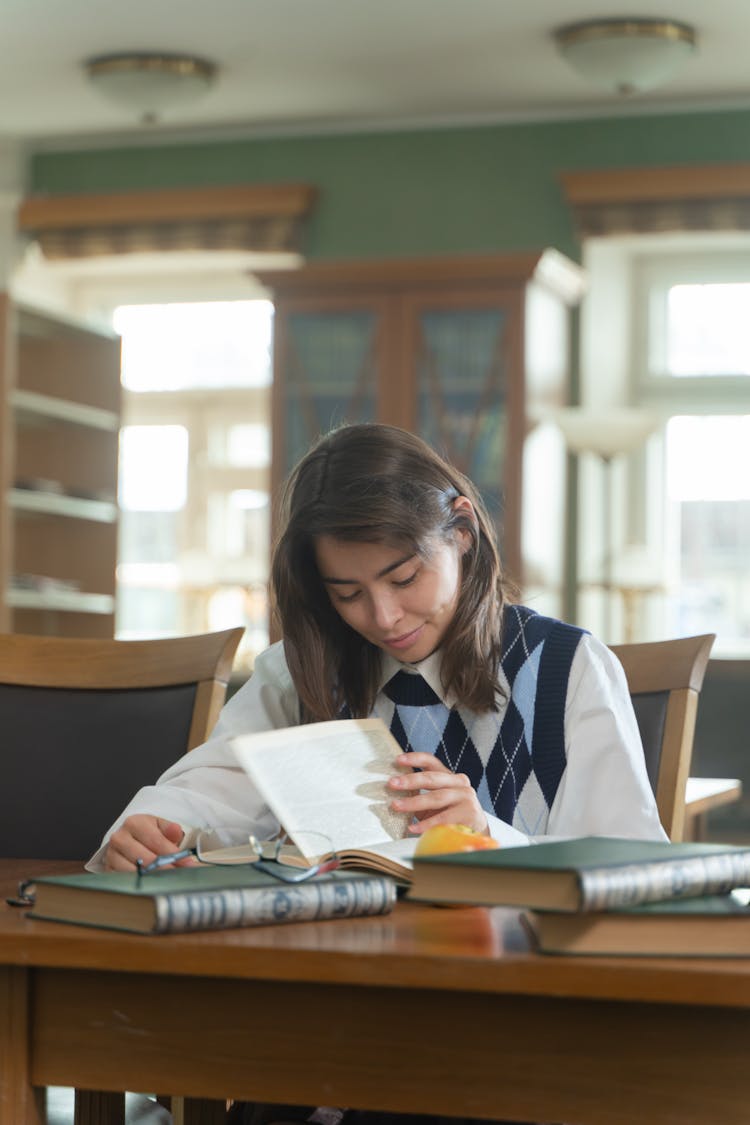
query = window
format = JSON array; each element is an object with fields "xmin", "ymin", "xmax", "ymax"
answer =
[
  {"xmin": 114, "ymin": 300, "xmax": 273, "ymax": 674},
  {"xmin": 634, "ymin": 247, "xmax": 750, "ymax": 655},
  {"xmin": 118, "ymin": 301, "xmax": 273, "ymax": 391},
  {"xmin": 666, "ymin": 416, "xmax": 750, "ymax": 654},
  {"xmin": 663, "ymin": 283, "xmax": 750, "ymax": 377},
  {"xmin": 119, "ymin": 425, "xmax": 189, "ymax": 510},
  {"xmin": 636, "ymin": 250, "xmax": 750, "ymax": 399}
]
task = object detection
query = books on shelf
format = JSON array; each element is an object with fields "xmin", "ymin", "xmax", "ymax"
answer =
[
  {"xmin": 407, "ymin": 836, "xmax": 750, "ymax": 912},
  {"xmin": 523, "ymin": 888, "xmax": 750, "ymax": 958},
  {"xmin": 26, "ymin": 864, "xmax": 397, "ymax": 935},
  {"xmin": 230, "ymin": 717, "xmax": 418, "ymax": 881}
]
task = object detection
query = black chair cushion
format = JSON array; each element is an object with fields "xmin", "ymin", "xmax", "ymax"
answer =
[
  {"xmin": 630, "ymin": 689, "xmax": 668, "ymax": 796},
  {"xmin": 0, "ymin": 682, "xmax": 197, "ymax": 860}
]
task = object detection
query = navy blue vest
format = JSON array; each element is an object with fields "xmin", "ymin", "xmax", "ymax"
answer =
[{"xmin": 371, "ymin": 604, "xmax": 585, "ymax": 833}]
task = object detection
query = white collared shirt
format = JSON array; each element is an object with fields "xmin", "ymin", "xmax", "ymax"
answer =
[{"xmin": 87, "ymin": 631, "xmax": 666, "ymax": 870}]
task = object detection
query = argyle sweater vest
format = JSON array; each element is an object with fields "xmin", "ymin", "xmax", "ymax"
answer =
[{"xmin": 357, "ymin": 604, "xmax": 585, "ymax": 835}]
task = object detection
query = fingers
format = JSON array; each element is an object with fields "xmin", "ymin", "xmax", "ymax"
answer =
[
  {"xmin": 389, "ymin": 768, "xmax": 471, "ymax": 794},
  {"xmin": 402, "ymin": 784, "xmax": 489, "ymax": 834},
  {"xmin": 157, "ymin": 818, "xmax": 185, "ymax": 847},
  {"xmin": 104, "ymin": 814, "xmax": 184, "ymax": 872},
  {"xmin": 392, "ymin": 783, "xmax": 473, "ymax": 817},
  {"xmin": 388, "ymin": 758, "xmax": 487, "ymax": 834},
  {"xmin": 409, "ymin": 807, "xmax": 490, "ymax": 835},
  {"xmin": 394, "ymin": 752, "xmax": 452, "ymax": 773}
]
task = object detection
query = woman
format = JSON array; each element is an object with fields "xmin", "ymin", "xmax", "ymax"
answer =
[{"xmin": 94, "ymin": 421, "xmax": 665, "ymax": 874}]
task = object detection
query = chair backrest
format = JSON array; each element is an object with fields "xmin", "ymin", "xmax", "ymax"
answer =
[
  {"xmin": 609, "ymin": 633, "xmax": 715, "ymax": 841},
  {"xmin": 0, "ymin": 628, "xmax": 243, "ymax": 860}
]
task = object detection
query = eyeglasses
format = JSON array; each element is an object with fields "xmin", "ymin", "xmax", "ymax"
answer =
[
  {"xmin": 136, "ymin": 829, "xmax": 340, "ymax": 884},
  {"xmin": 4, "ymin": 831, "xmax": 341, "ymax": 910}
]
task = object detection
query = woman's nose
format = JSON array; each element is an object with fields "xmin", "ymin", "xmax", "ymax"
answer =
[{"xmin": 370, "ymin": 591, "xmax": 402, "ymax": 630}]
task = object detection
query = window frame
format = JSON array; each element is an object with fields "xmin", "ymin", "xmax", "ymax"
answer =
[
  {"xmin": 630, "ymin": 245, "xmax": 750, "ymax": 655},
  {"xmin": 633, "ymin": 249, "xmax": 750, "ymax": 410}
]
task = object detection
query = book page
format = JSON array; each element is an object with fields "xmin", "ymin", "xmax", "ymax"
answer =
[
  {"xmin": 342, "ymin": 835, "xmax": 419, "ymax": 874},
  {"xmin": 231, "ymin": 718, "xmax": 413, "ymax": 860},
  {"xmin": 201, "ymin": 834, "xmax": 420, "ymax": 880}
]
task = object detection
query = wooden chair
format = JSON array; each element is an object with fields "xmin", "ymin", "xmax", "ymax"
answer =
[
  {"xmin": 0, "ymin": 628, "xmax": 243, "ymax": 860},
  {"xmin": 609, "ymin": 633, "xmax": 716, "ymax": 842},
  {"xmin": 0, "ymin": 627, "xmax": 243, "ymax": 1125}
]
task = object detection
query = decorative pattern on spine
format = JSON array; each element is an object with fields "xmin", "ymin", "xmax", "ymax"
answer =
[
  {"xmin": 580, "ymin": 853, "xmax": 750, "ymax": 911},
  {"xmin": 154, "ymin": 876, "xmax": 397, "ymax": 933}
]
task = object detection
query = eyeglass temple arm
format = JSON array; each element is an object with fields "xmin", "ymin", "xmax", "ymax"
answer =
[
  {"xmin": 136, "ymin": 847, "xmax": 198, "ymax": 876},
  {"xmin": 253, "ymin": 856, "xmax": 341, "ymax": 883}
]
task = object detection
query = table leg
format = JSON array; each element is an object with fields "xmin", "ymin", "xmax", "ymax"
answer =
[
  {"xmin": 73, "ymin": 1089, "xmax": 126, "ymax": 1124},
  {"xmin": 171, "ymin": 1095, "xmax": 229, "ymax": 1123},
  {"xmin": 0, "ymin": 966, "xmax": 45, "ymax": 1125}
]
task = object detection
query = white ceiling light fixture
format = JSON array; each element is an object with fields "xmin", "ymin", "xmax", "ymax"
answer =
[
  {"xmin": 553, "ymin": 17, "xmax": 697, "ymax": 97},
  {"xmin": 84, "ymin": 52, "xmax": 218, "ymax": 125}
]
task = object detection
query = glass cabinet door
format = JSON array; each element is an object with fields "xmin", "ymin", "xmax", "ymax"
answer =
[
  {"xmin": 273, "ymin": 298, "xmax": 385, "ymax": 480},
  {"xmin": 404, "ymin": 291, "xmax": 519, "ymax": 560},
  {"xmin": 264, "ymin": 253, "xmax": 581, "ymax": 616}
]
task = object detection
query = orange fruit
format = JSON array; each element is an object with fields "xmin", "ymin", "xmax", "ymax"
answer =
[{"xmin": 414, "ymin": 823, "xmax": 500, "ymax": 856}]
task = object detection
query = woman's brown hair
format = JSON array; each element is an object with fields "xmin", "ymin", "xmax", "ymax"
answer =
[{"xmin": 270, "ymin": 423, "xmax": 515, "ymax": 720}]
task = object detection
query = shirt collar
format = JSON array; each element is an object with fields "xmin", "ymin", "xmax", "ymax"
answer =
[
  {"xmin": 377, "ymin": 648, "xmax": 457, "ymax": 708},
  {"xmin": 376, "ymin": 647, "xmax": 510, "ymax": 712}
]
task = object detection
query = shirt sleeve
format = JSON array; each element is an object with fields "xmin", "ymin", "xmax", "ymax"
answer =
[
  {"xmin": 86, "ymin": 641, "xmax": 300, "ymax": 870},
  {"xmin": 546, "ymin": 632, "xmax": 668, "ymax": 841},
  {"xmin": 484, "ymin": 632, "xmax": 668, "ymax": 847}
]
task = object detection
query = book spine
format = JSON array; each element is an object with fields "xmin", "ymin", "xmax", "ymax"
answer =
[
  {"xmin": 579, "ymin": 852, "xmax": 750, "ymax": 911},
  {"xmin": 152, "ymin": 877, "xmax": 397, "ymax": 934}
]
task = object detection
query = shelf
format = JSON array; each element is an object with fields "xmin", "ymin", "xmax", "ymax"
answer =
[
  {"xmin": 12, "ymin": 389, "xmax": 119, "ymax": 431},
  {"xmin": 6, "ymin": 588, "xmax": 115, "ymax": 614},
  {"xmin": 0, "ymin": 299, "xmax": 122, "ymax": 636},
  {"xmin": 9, "ymin": 488, "xmax": 117, "ymax": 523}
]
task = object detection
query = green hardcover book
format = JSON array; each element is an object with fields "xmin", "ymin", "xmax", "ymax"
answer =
[
  {"xmin": 407, "ymin": 835, "xmax": 750, "ymax": 912},
  {"xmin": 524, "ymin": 889, "xmax": 750, "ymax": 957},
  {"xmin": 26, "ymin": 864, "xmax": 397, "ymax": 935}
]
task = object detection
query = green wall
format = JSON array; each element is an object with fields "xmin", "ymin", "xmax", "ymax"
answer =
[
  {"xmin": 30, "ymin": 106, "xmax": 750, "ymax": 635},
  {"xmin": 30, "ymin": 107, "xmax": 750, "ymax": 262}
]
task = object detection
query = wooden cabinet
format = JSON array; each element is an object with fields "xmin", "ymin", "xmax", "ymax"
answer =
[
  {"xmin": 0, "ymin": 297, "xmax": 121, "ymax": 637},
  {"xmin": 257, "ymin": 251, "xmax": 585, "ymax": 615}
]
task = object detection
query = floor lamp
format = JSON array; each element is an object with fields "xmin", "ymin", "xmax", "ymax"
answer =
[{"xmin": 555, "ymin": 406, "xmax": 660, "ymax": 641}]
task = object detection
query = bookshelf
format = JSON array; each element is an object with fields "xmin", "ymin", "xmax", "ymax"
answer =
[{"xmin": 0, "ymin": 298, "xmax": 121, "ymax": 637}]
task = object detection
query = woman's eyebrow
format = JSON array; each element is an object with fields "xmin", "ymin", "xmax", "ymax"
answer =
[{"xmin": 321, "ymin": 553, "xmax": 416, "ymax": 585}]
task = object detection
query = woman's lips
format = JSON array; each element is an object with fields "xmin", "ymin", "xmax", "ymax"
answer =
[{"xmin": 383, "ymin": 625, "xmax": 423, "ymax": 650}]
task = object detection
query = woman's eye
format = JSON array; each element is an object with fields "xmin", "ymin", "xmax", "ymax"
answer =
[
  {"xmin": 335, "ymin": 589, "xmax": 361, "ymax": 604},
  {"xmin": 393, "ymin": 571, "xmax": 418, "ymax": 588}
]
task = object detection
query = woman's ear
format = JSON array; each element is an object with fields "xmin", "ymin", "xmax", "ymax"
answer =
[{"xmin": 452, "ymin": 495, "xmax": 477, "ymax": 554}]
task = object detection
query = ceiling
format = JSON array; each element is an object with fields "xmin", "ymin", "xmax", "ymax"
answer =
[{"xmin": 5, "ymin": 0, "xmax": 750, "ymax": 150}]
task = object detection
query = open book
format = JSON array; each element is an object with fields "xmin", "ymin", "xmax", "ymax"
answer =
[{"xmin": 222, "ymin": 718, "xmax": 420, "ymax": 881}]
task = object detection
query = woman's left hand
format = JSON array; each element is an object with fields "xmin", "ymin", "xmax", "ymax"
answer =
[{"xmin": 387, "ymin": 752, "xmax": 489, "ymax": 835}]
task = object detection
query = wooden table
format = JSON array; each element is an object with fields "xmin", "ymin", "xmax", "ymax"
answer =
[
  {"xmin": 1, "ymin": 859, "xmax": 750, "ymax": 1125},
  {"xmin": 684, "ymin": 776, "xmax": 743, "ymax": 840}
]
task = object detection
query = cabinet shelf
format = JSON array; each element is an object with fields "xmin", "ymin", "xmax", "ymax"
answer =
[
  {"xmin": 9, "ymin": 488, "xmax": 117, "ymax": 523},
  {"xmin": 6, "ymin": 588, "xmax": 115, "ymax": 615},
  {"xmin": 1, "ymin": 298, "xmax": 121, "ymax": 636},
  {"xmin": 12, "ymin": 388, "xmax": 119, "ymax": 431}
]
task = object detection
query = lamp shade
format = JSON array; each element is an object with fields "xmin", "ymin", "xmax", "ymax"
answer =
[
  {"xmin": 555, "ymin": 407, "xmax": 660, "ymax": 458},
  {"xmin": 553, "ymin": 18, "xmax": 697, "ymax": 96},
  {"xmin": 84, "ymin": 52, "xmax": 218, "ymax": 123}
]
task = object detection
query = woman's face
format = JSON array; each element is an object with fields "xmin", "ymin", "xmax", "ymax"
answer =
[{"xmin": 314, "ymin": 529, "xmax": 470, "ymax": 663}]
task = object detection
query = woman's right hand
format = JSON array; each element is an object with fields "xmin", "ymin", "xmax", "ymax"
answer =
[{"xmin": 103, "ymin": 814, "xmax": 187, "ymax": 872}]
